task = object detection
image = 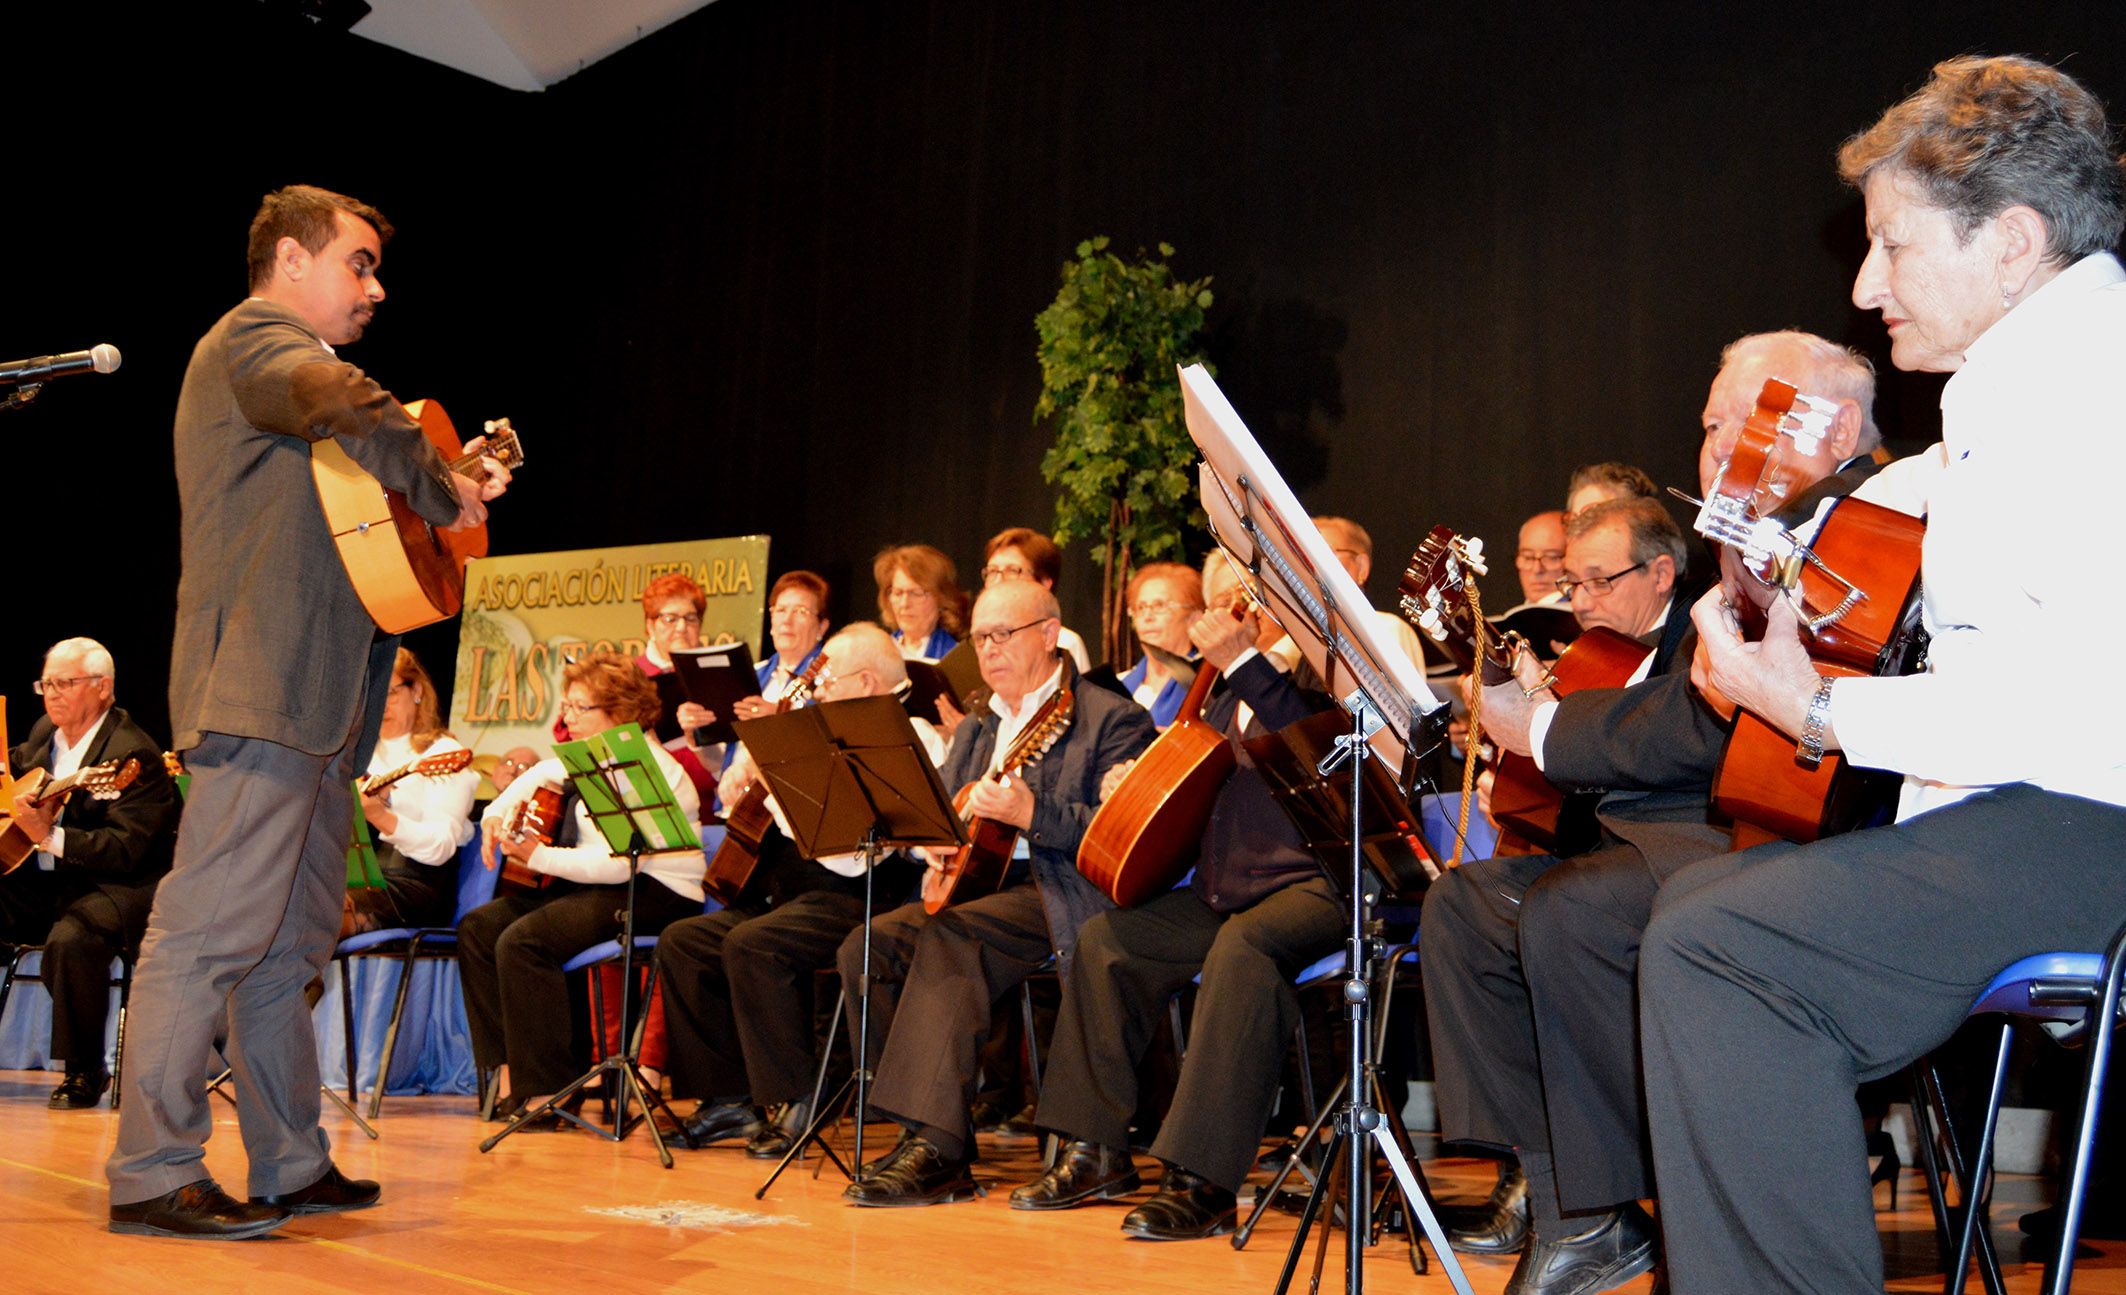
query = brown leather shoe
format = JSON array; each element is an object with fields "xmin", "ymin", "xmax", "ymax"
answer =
[
  {"xmin": 1120, "ymin": 1165, "xmax": 1237, "ymax": 1240},
  {"xmin": 110, "ymin": 1179, "xmax": 291, "ymax": 1239},
  {"xmin": 1010, "ymin": 1139, "xmax": 1140, "ymax": 1210},
  {"xmin": 842, "ymin": 1135, "xmax": 979, "ymax": 1207},
  {"xmin": 250, "ymin": 1163, "xmax": 381, "ymax": 1215}
]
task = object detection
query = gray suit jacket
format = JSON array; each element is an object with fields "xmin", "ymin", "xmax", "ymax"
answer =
[{"xmin": 168, "ymin": 299, "xmax": 461, "ymax": 761}]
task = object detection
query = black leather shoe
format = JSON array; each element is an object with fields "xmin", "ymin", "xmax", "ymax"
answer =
[
  {"xmin": 1120, "ymin": 1165, "xmax": 1238, "ymax": 1240},
  {"xmin": 1010, "ymin": 1139, "xmax": 1141, "ymax": 1210},
  {"xmin": 842, "ymin": 1135, "xmax": 979, "ymax": 1207},
  {"xmin": 1504, "ymin": 1203, "xmax": 1658, "ymax": 1295},
  {"xmin": 110, "ymin": 1179, "xmax": 291, "ymax": 1239},
  {"xmin": 1447, "ymin": 1163, "xmax": 1531, "ymax": 1255},
  {"xmin": 744, "ymin": 1099, "xmax": 815, "ymax": 1160},
  {"xmin": 250, "ymin": 1164, "xmax": 381, "ymax": 1215},
  {"xmin": 49, "ymin": 1069, "xmax": 108, "ymax": 1110},
  {"xmin": 678, "ymin": 1100, "xmax": 764, "ymax": 1148}
]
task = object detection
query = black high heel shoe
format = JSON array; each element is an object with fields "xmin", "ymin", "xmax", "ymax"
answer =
[{"xmin": 1867, "ymin": 1129, "xmax": 1902, "ymax": 1211}]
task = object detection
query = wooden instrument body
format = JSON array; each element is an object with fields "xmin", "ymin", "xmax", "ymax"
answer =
[
  {"xmin": 357, "ymin": 747, "xmax": 474, "ymax": 799},
  {"xmin": 1076, "ymin": 666, "xmax": 1234, "ymax": 907},
  {"xmin": 1485, "ymin": 627, "xmax": 1651, "ymax": 849},
  {"xmin": 701, "ymin": 654, "xmax": 830, "ymax": 906},
  {"xmin": 0, "ymin": 759, "xmax": 142, "ymax": 873},
  {"xmin": 922, "ymin": 685, "xmax": 1075, "ymax": 915},
  {"xmin": 497, "ymin": 783, "xmax": 566, "ymax": 893},
  {"xmin": 311, "ymin": 400, "xmax": 522, "ymax": 635},
  {"xmin": 1713, "ymin": 496, "xmax": 1927, "ymax": 842}
]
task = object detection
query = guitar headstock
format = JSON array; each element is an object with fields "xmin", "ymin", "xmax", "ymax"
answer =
[
  {"xmin": 414, "ymin": 749, "xmax": 476, "ymax": 778},
  {"xmin": 162, "ymin": 751, "xmax": 184, "ymax": 779},
  {"xmin": 785, "ymin": 651, "xmax": 831, "ymax": 707},
  {"xmin": 479, "ymin": 417, "xmax": 528, "ymax": 470},
  {"xmin": 81, "ymin": 758, "xmax": 140, "ymax": 801},
  {"xmin": 1693, "ymin": 376, "xmax": 1840, "ymax": 576},
  {"xmin": 1009, "ymin": 683, "xmax": 1076, "ymax": 769},
  {"xmin": 1399, "ymin": 526, "xmax": 1515, "ymax": 681}
]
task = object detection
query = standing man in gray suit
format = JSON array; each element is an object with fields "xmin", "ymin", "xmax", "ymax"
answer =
[{"xmin": 106, "ymin": 185, "xmax": 509, "ymax": 1239}]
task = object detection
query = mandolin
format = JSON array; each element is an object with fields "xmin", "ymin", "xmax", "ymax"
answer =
[
  {"xmin": 311, "ymin": 400, "xmax": 525, "ymax": 635},
  {"xmin": 700, "ymin": 652, "xmax": 831, "ymax": 906},
  {"xmin": 922, "ymin": 682, "xmax": 1076, "ymax": 915},
  {"xmin": 1076, "ymin": 598, "xmax": 1252, "ymax": 907},
  {"xmin": 0, "ymin": 757, "xmax": 142, "ymax": 873},
  {"xmin": 1399, "ymin": 526, "xmax": 1647, "ymax": 852},
  {"xmin": 1690, "ymin": 377, "xmax": 1928, "ymax": 844},
  {"xmin": 357, "ymin": 747, "xmax": 475, "ymax": 798}
]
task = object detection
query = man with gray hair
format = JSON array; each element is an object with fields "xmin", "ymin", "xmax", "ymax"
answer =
[
  {"xmin": 1419, "ymin": 330, "xmax": 1883, "ymax": 1294},
  {"xmin": 1, "ymin": 638, "xmax": 179, "ymax": 1111},
  {"xmin": 657, "ymin": 622, "xmax": 950, "ymax": 1159}
]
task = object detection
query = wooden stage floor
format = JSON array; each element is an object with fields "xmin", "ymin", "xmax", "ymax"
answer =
[{"xmin": 0, "ymin": 1069, "xmax": 2118, "ymax": 1293}]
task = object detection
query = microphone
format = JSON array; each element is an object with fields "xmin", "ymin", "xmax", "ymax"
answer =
[{"xmin": 0, "ymin": 344, "xmax": 122, "ymax": 386}]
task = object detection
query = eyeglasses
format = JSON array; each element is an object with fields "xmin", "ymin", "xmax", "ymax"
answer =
[
  {"xmin": 971, "ymin": 617, "xmax": 1054, "ymax": 648},
  {"xmin": 887, "ymin": 587, "xmax": 934, "ymax": 603},
  {"xmin": 814, "ymin": 664, "xmax": 869, "ymax": 693},
  {"xmin": 654, "ymin": 611, "xmax": 703, "ymax": 628},
  {"xmin": 769, "ymin": 604, "xmax": 817, "ymax": 621},
  {"xmin": 1515, "ymin": 549, "xmax": 1566, "ymax": 570},
  {"xmin": 33, "ymin": 675, "xmax": 104, "ymax": 695},
  {"xmin": 556, "ymin": 700, "xmax": 606, "ymax": 718},
  {"xmin": 981, "ymin": 562, "xmax": 1032, "ymax": 583},
  {"xmin": 493, "ymin": 756, "xmax": 531, "ymax": 774},
  {"xmin": 1129, "ymin": 598, "xmax": 1198, "ymax": 619},
  {"xmin": 1556, "ymin": 561, "xmax": 1649, "ymax": 599}
]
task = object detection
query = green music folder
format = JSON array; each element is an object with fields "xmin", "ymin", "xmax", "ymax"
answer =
[{"xmin": 553, "ymin": 723, "xmax": 699, "ymax": 856}]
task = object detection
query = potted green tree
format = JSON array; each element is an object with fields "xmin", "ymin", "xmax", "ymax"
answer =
[{"xmin": 1035, "ymin": 237, "xmax": 1215, "ymax": 666}]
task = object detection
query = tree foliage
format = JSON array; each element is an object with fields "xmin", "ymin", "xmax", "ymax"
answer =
[{"xmin": 1035, "ymin": 237, "xmax": 1213, "ymax": 664}]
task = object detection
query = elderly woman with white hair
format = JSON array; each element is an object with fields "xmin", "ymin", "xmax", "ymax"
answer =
[{"xmin": 1641, "ymin": 55, "xmax": 2126, "ymax": 1292}]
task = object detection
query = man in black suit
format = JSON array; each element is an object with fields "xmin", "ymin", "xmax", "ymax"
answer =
[
  {"xmin": 1, "ymin": 638, "xmax": 179, "ymax": 1111},
  {"xmin": 1421, "ymin": 331, "xmax": 1881, "ymax": 1295},
  {"xmin": 1007, "ymin": 552, "xmax": 1340, "ymax": 1240},
  {"xmin": 836, "ymin": 578, "xmax": 1155, "ymax": 1206},
  {"xmin": 106, "ymin": 185, "xmax": 507, "ymax": 1240}
]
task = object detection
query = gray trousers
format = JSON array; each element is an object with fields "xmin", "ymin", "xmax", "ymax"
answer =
[
  {"xmin": 1641, "ymin": 783, "xmax": 2126, "ymax": 1294},
  {"xmin": 106, "ymin": 729, "xmax": 358, "ymax": 1202}
]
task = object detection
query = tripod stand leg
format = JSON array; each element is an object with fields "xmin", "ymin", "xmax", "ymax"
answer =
[
  {"xmin": 1274, "ymin": 1128, "xmax": 1345, "ymax": 1295},
  {"xmin": 616, "ymin": 1061, "xmax": 674, "ymax": 1170},
  {"xmin": 479, "ymin": 1060, "xmax": 613, "ymax": 1153},
  {"xmin": 1235, "ymin": 1072, "xmax": 1349, "ymax": 1250},
  {"xmin": 323, "ymin": 1083, "xmax": 379, "ymax": 1141},
  {"xmin": 755, "ymin": 1068, "xmax": 859, "ymax": 1198},
  {"xmin": 1370, "ymin": 1122, "xmax": 1473, "ymax": 1295}
]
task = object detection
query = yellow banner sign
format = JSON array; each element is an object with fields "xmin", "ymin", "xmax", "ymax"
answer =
[{"xmin": 449, "ymin": 535, "xmax": 770, "ymax": 771}]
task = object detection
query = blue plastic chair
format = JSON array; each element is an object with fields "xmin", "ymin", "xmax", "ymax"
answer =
[
  {"xmin": 332, "ymin": 832, "xmax": 496, "ymax": 1120},
  {"xmin": 1915, "ymin": 921, "xmax": 2126, "ymax": 1295}
]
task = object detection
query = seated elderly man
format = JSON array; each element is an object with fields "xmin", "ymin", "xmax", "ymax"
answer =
[{"xmin": 1, "ymin": 638, "xmax": 180, "ymax": 1110}]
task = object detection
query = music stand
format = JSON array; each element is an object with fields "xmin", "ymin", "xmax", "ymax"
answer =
[
  {"xmin": 1181, "ymin": 362, "xmax": 1471, "ymax": 1295},
  {"xmin": 737, "ymin": 694, "xmax": 967, "ymax": 1198},
  {"xmin": 479, "ymin": 724, "xmax": 698, "ymax": 1169}
]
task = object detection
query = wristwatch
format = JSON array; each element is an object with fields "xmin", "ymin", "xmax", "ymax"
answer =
[{"xmin": 1796, "ymin": 675, "xmax": 1836, "ymax": 770}]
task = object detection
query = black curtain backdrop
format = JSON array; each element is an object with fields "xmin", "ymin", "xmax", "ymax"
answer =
[{"xmin": 4, "ymin": 1, "xmax": 2120, "ymax": 745}]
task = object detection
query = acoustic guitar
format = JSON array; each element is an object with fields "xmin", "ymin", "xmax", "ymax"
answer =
[
  {"xmin": 492, "ymin": 782, "xmax": 568, "ymax": 894},
  {"xmin": 701, "ymin": 653, "xmax": 831, "ymax": 906},
  {"xmin": 922, "ymin": 683, "xmax": 1075, "ymax": 915},
  {"xmin": 0, "ymin": 758, "xmax": 142, "ymax": 873},
  {"xmin": 1691, "ymin": 377, "xmax": 1928, "ymax": 844},
  {"xmin": 1076, "ymin": 598, "xmax": 1252, "ymax": 907},
  {"xmin": 311, "ymin": 401, "xmax": 525, "ymax": 635},
  {"xmin": 1398, "ymin": 526, "xmax": 1649, "ymax": 851}
]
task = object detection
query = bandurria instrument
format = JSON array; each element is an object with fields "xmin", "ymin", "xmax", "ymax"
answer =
[
  {"xmin": 701, "ymin": 652, "xmax": 831, "ymax": 906},
  {"xmin": 0, "ymin": 758, "xmax": 142, "ymax": 873},
  {"xmin": 357, "ymin": 747, "xmax": 474, "ymax": 798},
  {"xmin": 1400, "ymin": 526, "xmax": 1648, "ymax": 852},
  {"xmin": 922, "ymin": 682, "xmax": 1076, "ymax": 914},
  {"xmin": 311, "ymin": 401, "xmax": 525, "ymax": 634}
]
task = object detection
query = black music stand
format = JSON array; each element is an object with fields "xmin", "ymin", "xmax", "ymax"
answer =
[
  {"xmin": 736, "ymin": 695, "xmax": 967, "ymax": 1197},
  {"xmin": 479, "ymin": 724, "xmax": 697, "ymax": 1169},
  {"xmin": 1181, "ymin": 362, "xmax": 1470, "ymax": 1295}
]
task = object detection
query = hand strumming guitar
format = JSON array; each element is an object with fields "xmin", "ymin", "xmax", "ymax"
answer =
[{"xmin": 446, "ymin": 433, "xmax": 513, "ymax": 531}]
